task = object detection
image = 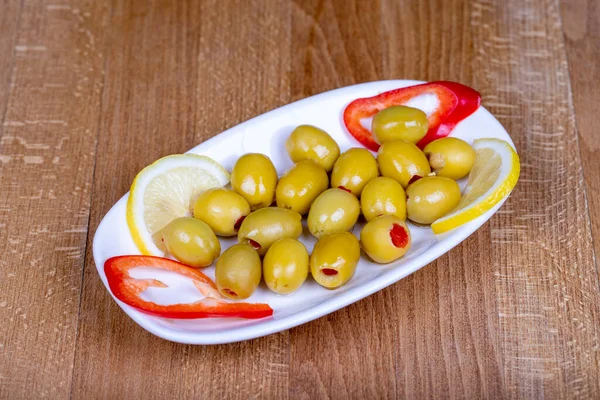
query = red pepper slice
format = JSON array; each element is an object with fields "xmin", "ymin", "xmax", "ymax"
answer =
[
  {"xmin": 343, "ymin": 81, "xmax": 481, "ymax": 151},
  {"xmin": 104, "ymin": 255, "xmax": 273, "ymax": 319}
]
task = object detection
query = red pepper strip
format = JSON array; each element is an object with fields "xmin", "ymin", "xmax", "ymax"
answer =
[
  {"xmin": 343, "ymin": 81, "xmax": 481, "ymax": 151},
  {"xmin": 104, "ymin": 255, "xmax": 273, "ymax": 319}
]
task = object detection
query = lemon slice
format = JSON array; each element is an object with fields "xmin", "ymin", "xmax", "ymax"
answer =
[
  {"xmin": 431, "ymin": 138, "xmax": 520, "ymax": 234},
  {"xmin": 127, "ymin": 154, "xmax": 230, "ymax": 255}
]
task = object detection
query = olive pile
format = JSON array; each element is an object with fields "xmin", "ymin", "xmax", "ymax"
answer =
[{"xmin": 158, "ymin": 105, "xmax": 476, "ymax": 299}]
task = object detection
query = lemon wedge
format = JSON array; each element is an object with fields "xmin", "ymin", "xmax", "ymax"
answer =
[
  {"xmin": 431, "ymin": 138, "xmax": 520, "ymax": 234},
  {"xmin": 126, "ymin": 154, "xmax": 230, "ymax": 255}
]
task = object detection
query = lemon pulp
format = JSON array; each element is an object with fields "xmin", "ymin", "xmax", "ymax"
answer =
[
  {"xmin": 431, "ymin": 139, "xmax": 520, "ymax": 234},
  {"xmin": 127, "ymin": 154, "xmax": 230, "ymax": 255}
]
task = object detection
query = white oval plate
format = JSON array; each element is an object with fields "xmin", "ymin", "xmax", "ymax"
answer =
[{"xmin": 93, "ymin": 80, "xmax": 515, "ymax": 345}]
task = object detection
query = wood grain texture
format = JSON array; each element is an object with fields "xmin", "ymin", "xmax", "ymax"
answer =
[
  {"xmin": 0, "ymin": 0, "xmax": 22, "ymax": 124},
  {"xmin": 1, "ymin": 0, "xmax": 600, "ymax": 398},
  {"xmin": 470, "ymin": 0, "xmax": 600, "ymax": 397},
  {"xmin": 0, "ymin": 0, "xmax": 108, "ymax": 398},
  {"xmin": 561, "ymin": 0, "xmax": 600, "ymax": 268}
]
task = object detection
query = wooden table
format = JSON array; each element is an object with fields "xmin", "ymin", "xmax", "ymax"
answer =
[{"xmin": 2, "ymin": 0, "xmax": 599, "ymax": 398}]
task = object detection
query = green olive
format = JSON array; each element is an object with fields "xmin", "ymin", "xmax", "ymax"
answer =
[
  {"xmin": 160, "ymin": 217, "xmax": 220, "ymax": 267},
  {"xmin": 231, "ymin": 153, "xmax": 277, "ymax": 210},
  {"xmin": 330, "ymin": 148, "xmax": 378, "ymax": 196},
  {"xmin": 237, "ymin": 207, "xmax": 303, "ymax": 256},
  {"xmin": 285, "ymin": 125, "xmax": 340, "ymax": 172},
  {"xmin": 310, "ymin": 232, "xmax": 360, "ymax": 289},
  {"xmin": 360, "ymin": 177, "xmax": 407, "ymax": 222},
  {"xmin": 263, "ymin": 238, "xmax": 309, "ymax": 295},
  {"xmin": 360, "ymin": 215, "xmax": 411, "ymax": 264},
  {"xmin": 372, "ymin": 106, "xmax": 429, "ymax": 144},
  {"xmin": 377, "ymin": 140, "xmax": 431, "ymax": 188},
  {"xmin": 276, "ymin": 160, "xmax": 328, "ymax": 214},
  {"xmin": 193, "ymin": 188, "xmax": 250, "ymax": 237},
  {"xmin": 215, "ymin": 244, "xmax": 261, "ymax": 299},
  {"xmin": 423, "ymin": 137, "xmax": 476, "ymax": 180},
  {"xmin": 307, "ymin": 188, "xmax": 360, "ymax": 238},
  {"xmin": 406, "ymin": 176, "xmax": 461, "ymax": 225}
]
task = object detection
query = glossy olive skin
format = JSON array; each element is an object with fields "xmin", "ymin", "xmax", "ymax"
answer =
[
  {"xmin": 360, "ymin": 215, "xmax": 411, "ymax": 263},
  {"xmin": 360, "ymin": 177, "xmax": 407, "ymax": 222},
  {"xmin": 372, "ymin": 106, "xmax": 429, "ymax": 144},
  {"xmin": 237, "ymin": 207, "xmax": 303, "ymax": 256},
  {"xmin": 231, "ymin": 153, "xmax": 277, "ymax": 210},
  {"xmin": 285, "ymin": 125, "xmax": 340, "ymax": 172},
  {"xmin": 276, "ymin": 160, "xmax": 328, "ymax": 214},
  {"xmin": 406, "ymin": 176, "xmax": 461, "ymax": 225},
  {"xmin": 310, "ymin": 232, "xmax": 361, "ymax": 289},
  {"xmin": 377, "ymin": 140, "xmax": 431, "ymax": 188},
  {"xmin": 160, "ymin": 217, "xmax": 220, "ymax": 267},
  {"xmin": 423, "ymin": 137, "xmax": 476, "ymax": 180},
  {"xmin": 193, "ymin": 188, "xmax": 250, "ymax": 237},
  {"xmin": 330, "ymin": 148, "xmax": 379, "ymax": 196},
  {"xmin": 307, "ymin": 188, "xmax": 360, "ymax": 238},
  {"xmin": 263, "ymin": 238, "xmax": 309, "ymax": 295},
  {"xmin": 215, "ymin": 244, "xmax": 262, "ymax": 299}
]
